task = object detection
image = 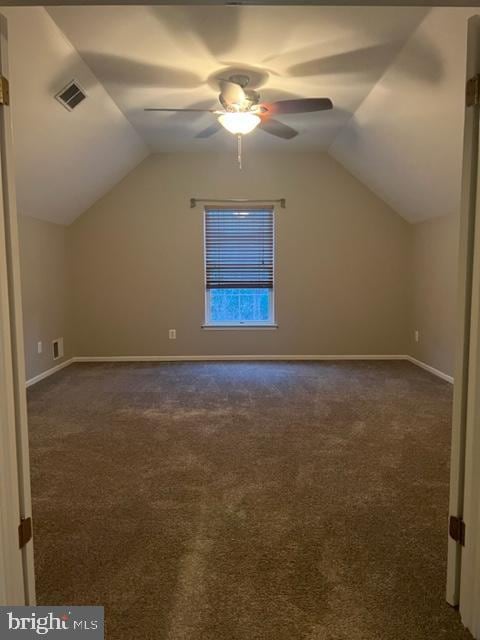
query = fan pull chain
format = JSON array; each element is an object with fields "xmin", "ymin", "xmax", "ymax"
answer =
[{"xmin": 237, "ymin": 134, "xmax": 242, "ymax": 170}]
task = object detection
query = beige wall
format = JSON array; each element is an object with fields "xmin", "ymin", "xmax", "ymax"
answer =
[
  {"xmin": 409, "ymin": 213, "xmax": 459, "ymax": 376},
  {"xmin": 68, "ymin": 152, "xmax": 411, "ymax": 357},
  {"xmin": 18, "ymin": 153, "xmax": 460, "ymax": 375},
  {"xmin": 19, "ymin": 215, "xmax": 71, "ymax": 380}
]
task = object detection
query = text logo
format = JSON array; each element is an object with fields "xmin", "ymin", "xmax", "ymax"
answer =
[{"xmin": 0, "ymin": 607, "xmax": 103, "ymax": 638}]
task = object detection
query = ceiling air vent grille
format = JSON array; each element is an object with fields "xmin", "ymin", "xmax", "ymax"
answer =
[{"xmin": 55, "ymin": 80, "xmax": 86, "ymax": 111}]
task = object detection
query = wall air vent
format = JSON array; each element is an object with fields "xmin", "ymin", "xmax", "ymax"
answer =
[
  {"xmin": 52, "ymin": 337, "xmax": 64, "ymax": 361},
  {"xmin": 55, "ymin": 80, "xmax": 86, "ymax": 111}
]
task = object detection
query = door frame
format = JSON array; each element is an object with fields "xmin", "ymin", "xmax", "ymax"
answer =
[
  {"xmin": 447, "ymin": 19, "xmax": 480, "ymax": 638},
  {"xmin": 447, "ymin": 14, "xmax": 480, "ymax": 608},
  {"xmin": 454, "ymin": 19, "xmax": 480, "ymax": 629},
  {"xmin": 0, "ymin": 167, "xmax": 24, "ymax": 604},
  {"xmin": 0, "ymin": 12, "xmax": 35, "ymax": 605}
]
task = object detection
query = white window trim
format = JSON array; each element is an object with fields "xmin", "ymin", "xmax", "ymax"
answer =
[
  {"xmin": 201, "ymin": 324, "xmax": 278, "ymax": 330},
  {"xmin": 203, "ymin": 207, "xmax": 276, "ymax": 328}
]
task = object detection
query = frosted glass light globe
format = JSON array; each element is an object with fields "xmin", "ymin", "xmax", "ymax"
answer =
[{"xmin": 218, "ymin": 112, "xmax": 261, "ymax": 135}]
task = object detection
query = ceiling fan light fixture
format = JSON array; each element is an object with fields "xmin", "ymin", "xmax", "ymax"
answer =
[{"xmin": 218, "ymin": 112, "xmax": 261, "ymax": 135}]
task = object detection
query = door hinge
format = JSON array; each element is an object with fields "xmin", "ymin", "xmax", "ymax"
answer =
[
  {"xmin": 0, "ymin": 75, "xmax": 9, "ymax": 106},
  {"xmin": 18, "ymin": 517, "xmax": 32, "ymax": 549},
  {"xmin": 466, "ymin": 74, "xmax": 480, "ymax": 107},
  {"xmin": 449, "ymin": 515, "xmax": 465, "ymax": 546}
]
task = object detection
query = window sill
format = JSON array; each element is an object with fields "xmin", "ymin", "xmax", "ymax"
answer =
[{"xmin": 202, "ymin": 324, "xmax": 278, "ymax": 330}]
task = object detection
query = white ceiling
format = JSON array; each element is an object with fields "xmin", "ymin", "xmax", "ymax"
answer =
[
  {"xmin": 2, "ymin": 6, "xmax": 475, "ymax": 225},
  {"xmin": 330, "ymin": 7, "xmax": 476, "ymax": 223},
  {"xmin": 47, "ymin": 5, "xmax": 429, "ymax": 152},
  {"xmin": 3, "ymin": 7, "xmax": 148, "ymax": 225}
]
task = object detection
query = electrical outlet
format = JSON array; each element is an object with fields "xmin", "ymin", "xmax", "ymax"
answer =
[
  {"xmin": 37, "ymin": 341, "xmax": 42, "ymax": 354},
  {"xmin": 414, "ymin": 330, "xmax": 420, "ymax": 343},
  {"xmin": 169, "ymin": 329, "xmax": 176, "ymax": 340}
]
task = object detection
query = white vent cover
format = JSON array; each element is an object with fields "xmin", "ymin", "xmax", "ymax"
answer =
[
  {"xmin": 52, "ymin": 337, "xmax": 64, "ymax": 360},
  {"xmin": 55, "ymin": 80, "xmax": 86, "ymax": 111}
]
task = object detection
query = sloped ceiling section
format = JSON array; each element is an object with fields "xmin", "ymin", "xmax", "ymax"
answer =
[
  {"xmin": 4, "ymin": 7, "xmax": 475, "ymax": 225},
  {"xmin": 47, "ymin": 5, "xmax": 428, "ymax": 153},
  {"xmin": 330, "ymin": 8, "xmax": 476, "ymax": 224},
  {"xmin": 4, "ymin": 7, "xmax": 148, "ymax": 225}
]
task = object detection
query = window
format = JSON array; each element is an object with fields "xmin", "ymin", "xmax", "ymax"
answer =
[{"xmin": 204, "ymin": 208, "xmax": 275, "ymax": 326}]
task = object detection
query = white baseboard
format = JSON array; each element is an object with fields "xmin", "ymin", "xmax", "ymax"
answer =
[
  {"xmin": 25, "ymin": 358, "xmax": 74, "ymax": 388},
  {"xmin": 24, "ymin": 354, "xmax": 453, "ymax": 386},
  {"xmin": 72, "ymin": 354, "xmax": 408, "ymax": 363},
  {"xmin": 405, "ymin": 356, "xmax": 453, "ymax": 384}
]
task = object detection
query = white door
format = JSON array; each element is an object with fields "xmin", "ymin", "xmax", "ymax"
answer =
[
  {"xmin": 447, "ymin": 14, "xmax": 480, "ymax": 637},
  {"xmin": 0, "ymin": 13, "xmax": 35, "ymax": 605}
]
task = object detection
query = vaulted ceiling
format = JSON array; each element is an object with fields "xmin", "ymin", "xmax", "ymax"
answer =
[
  {"xmin": 331, "ymin": 7, "xmax": 476, "ymax": 223},
  {"xmin": 47, "ymin": 5, "xmax": 429, "ymax": 152},
  {"xmin": 4, "ymin": 7, "xmax": 148, "ymax": 225},
  {"xmin": 2, "ymin": 6, "xmax": 477, "ymax": 224}
]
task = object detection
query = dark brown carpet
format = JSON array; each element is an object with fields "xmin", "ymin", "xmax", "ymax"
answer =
[{"xmin": 27, "ymin": 360, "xmax": 472, "ymax": 640}]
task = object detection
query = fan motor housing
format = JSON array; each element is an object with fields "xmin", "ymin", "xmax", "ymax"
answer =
[{"xmin": 228, "ymin": 74, "xmax": 250, "ymax": 87}]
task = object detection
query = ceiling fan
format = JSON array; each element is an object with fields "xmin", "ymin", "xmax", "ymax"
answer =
[{"xmin": 144, "ymin": 74, "xmax": 333, "ymax": 140}]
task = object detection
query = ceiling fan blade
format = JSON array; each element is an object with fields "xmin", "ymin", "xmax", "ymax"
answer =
[
  {"xmin": 268, "ymin": 98, "xmax": 333, "ymax": 115},
  {"xmin": 259, "ymin": 118, "xmax": 298, "ymax": 140},
  {"xmin": 219, "ymin": 79, "xmax": 245, "ymax": 105},
  {"xmin": 145, "ymin": 108, "xmax": 216, "ymax": 112},
  {"xmin": 196, "ymin": 121, "xmax": 222, "ymax": 138}
]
